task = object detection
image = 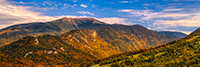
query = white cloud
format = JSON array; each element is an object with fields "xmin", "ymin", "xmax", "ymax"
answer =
[
  {"xmin": 62, "ymin": 4, "xmax": 77, "ymax": 9},
  {"xmin": 163, "ymin": 8, "xmax": 183, "ymax": 12},
  {"xmin": 118, "ymin": 8, "xmax": 200, "ymax": 27},
  {"xmin": 118, "ymin": 8, "xmax": 200, "ymax": 34},
  {"xmin": 97, "ymin": 17, "xmax": 128, "ymax": 24},
  {"xmin": 78, "ymin": 11, "xmax": 95, "ymax": 16},
  {"xmin": 142, "ymin": 3, "xmax": 150, "ymax": 6},
  {"xmin": 180, "ymin": 31, "xmax": 192, "ymax": 35},
  {"xmin": 65, "ymin": 0, "xmax": 79, "ymax": 3},
  {"xmin": 17, "ymin": 1, "xmax": 56, "ymax": 6},
  {"xmin": 155, "ymin": 15, "xmax": 200, "ymax": 27},
  {"xmin": 42, "ymin": 1, "xmax": 56, "ymax": 6},
  {"xmin": 80, "ymin": 4, "xmax": 88, "ymax": 8},
  {"xmin": 118, "ymin": 9, "xmax": 133, "ymax": 12},
  {"xmin": 118, "ymin": 9, "xmax": 156, "ymax": 17},
  {"xmin": 11, "ymin": 1, "xmax": 57, "ymax": 11},
  {"xmin": 0, "ymin": 0, "xmax": 127, "ymax": 30},
  {"xmin": 119, "ymin": 1, "xmax": 133, "ymax": 3},
  {"xmin": 0, "ymin": 0, "xmax": 85, "ymax": 29}
]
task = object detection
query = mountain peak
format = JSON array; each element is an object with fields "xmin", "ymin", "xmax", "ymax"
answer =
[
  {"xmin": 54, "ymin": 17, "xmax": 105, "ymax": 24},
  {"xmin": 62, "ymin": 17, "xmax": 96, "ymax": 20}
]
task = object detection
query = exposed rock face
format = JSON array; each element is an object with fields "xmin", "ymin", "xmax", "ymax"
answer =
[
  {"xmin": 92, "ymin": 31, "xmax": 97, "ymax": 37},
  {"xmin": 47, "ymin": 50, "xmax": 53, "ymax": 54},
  {"xmin": 84, "ymin": 44, "xmax": 92, "ymax": 49},
  {"xmin": 24, "ymin": 51, "xmax": 33, "ymax": 57},
  {"xmin": 62, "ymin": 29, "xmax": 99, "ymax": 49},
  {"xmin": 24, "ymin": 50, "xmax": 59, "ymax": 58},
  {"xmin": 34, "ymin": 38, "xmax": 39, "ymax": 45},
  {"xmin": 54, "ymin": 51, "xmax": 58, "ymax": 54},
  {"xmin": 60, "ymin": 47, "xmax": 65, "ymax": 51}
]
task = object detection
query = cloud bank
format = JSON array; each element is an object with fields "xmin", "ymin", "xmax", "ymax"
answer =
[
  {"xmin": 118, "ymin": 8, "xmax": 200, "ymax": 34},
  {"xmin": 0, "ymin": 0, "xmax": 125, "ymax": 29},
  {"xmin": 97, "ymin": 17, "xmax": 127, "ymax": 24},
  {"xmin": 0, "ymin": 0, "xmax": 67, "ymax": 29},
  {"xmin": 1, "ymin": 0, "xmax": 200, "ymax": 35}
]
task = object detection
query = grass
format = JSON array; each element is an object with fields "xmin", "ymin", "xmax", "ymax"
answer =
[
  {"xmin": 155, "ymin": 52, "xmax": 166, "ymax": 57},
  {"xmin": 187, "ymin": 36, "xmax": 200, "ymax": 41},
  {"xmin": 90, "ymin": 61, "xmax": 122, "ymax": 67}
]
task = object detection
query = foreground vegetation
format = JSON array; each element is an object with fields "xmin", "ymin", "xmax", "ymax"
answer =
[{"xmin": 0, "ymin": 52, "xmax": 34, "ymax": 67}]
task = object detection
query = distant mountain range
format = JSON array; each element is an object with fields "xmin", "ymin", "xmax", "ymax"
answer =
[
  {"xmin": 82, "ymin": 27, "xmax": 200, "ymax": 67},
  {"xmin": 157, "ymin": 31, "xmax": 187, "ymax": 38},
  {"xmin": 0, "ymin": 17, "xmax": 186, "ymax": 65}
]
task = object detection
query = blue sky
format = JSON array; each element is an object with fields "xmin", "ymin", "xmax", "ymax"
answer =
[{"xmin": 0, "ymin": 0, "xmax": 200, "ymax": 34}]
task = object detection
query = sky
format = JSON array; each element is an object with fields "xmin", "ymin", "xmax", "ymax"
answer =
[{"xmin": 0, "ymin": 0, "xmax": 200, "ymax": 34}]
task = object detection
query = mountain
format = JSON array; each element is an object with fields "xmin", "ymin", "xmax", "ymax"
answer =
[
  {"xmin": 190, "ymin": 28, "xmax": 200, "ymax": 35},
  {"xmin": 0, "ymin": 17, "xmax": 188, "ymax": 66},
  {"xmin": 0, "ymin": 29, "xmax": 120, "ymax": 65},
  {"xmin": 157, "ymin": 31, "xmax": 187, "ymax": 38},
  {"xmin": 88, "ymin": 24, "xmax": 178, "ymax": 52},
  {"xmin": 83, "ymin": 28, "xmax": 200, "ymax": 67},
  {"xmin": 0, "ymin": 17, "xmax": 178, "ymax": 52},
  {"xmin": 0, "ymin": 17, "xmax": 104, "ymax": 47}
]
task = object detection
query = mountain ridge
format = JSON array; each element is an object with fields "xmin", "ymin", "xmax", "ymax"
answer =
[
  {"xmin": 0, "ymin": 17, "xmax": 179, "ymax": 52},
  {"xmin": 0, "ymin": 29, "xmax": 120, "ymax": 65},
  {"xmin": 0, "ymin": 17, "xmax": 105, "ymax": 46},
  {"xmin": 157, "ymin": 31, "xmax": 187, "ymax": 38},
  {"xmin": 82, "ymin": 28, "xmax": 200, "ymax": 67},
  {"xmin": 88, "ymin": 24, "xmax": 178, "ymax": 51},
  {"xmin": 190, "ymin": 28, "xmax": 200, "ymax": 35}
]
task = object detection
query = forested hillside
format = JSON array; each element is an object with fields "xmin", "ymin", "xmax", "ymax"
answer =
[
  {"xmin": 0, "ymin": 52, "xmax": 34, "ymax": 67},
  {"xmin": 0, "ymin": 29, "xmax": 120, "ymax": 65},
  {"xmin": 88, "ymin": 24, "xmax": 178, "ymax": 52},
  {"xmin": 82, "ymin": 28, "xmax": 200, "ymax": 67}
]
